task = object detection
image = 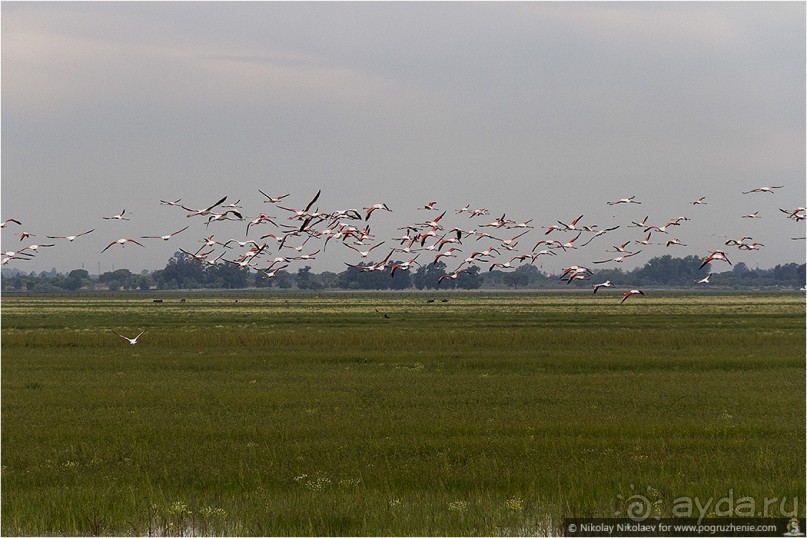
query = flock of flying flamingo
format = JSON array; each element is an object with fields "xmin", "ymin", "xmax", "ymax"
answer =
[{"xmin": 3, "ymin": 185, "xmax": 805, "ymax": 320}]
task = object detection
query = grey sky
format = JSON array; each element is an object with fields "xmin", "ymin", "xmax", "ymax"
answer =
[{"xmin": 2, "ymin": 1, "xmax": 804, "ymax": 277}]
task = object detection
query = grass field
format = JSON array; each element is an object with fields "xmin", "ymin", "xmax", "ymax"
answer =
[{"xmin": 2, "ymin": 291, "xmax": 804, "ymax": 535}]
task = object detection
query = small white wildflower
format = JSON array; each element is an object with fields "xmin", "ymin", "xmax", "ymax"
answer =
[
  {"xmin": 505, "ymin": 497, "xmax": 524, "ymax": 513},
  {"xmin": 167, "ymin": 500, "xmax": 190, "ymax": 517}
]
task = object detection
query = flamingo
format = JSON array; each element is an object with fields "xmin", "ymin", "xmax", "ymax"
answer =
[
  {"xmin": 475, "ymin": 232, "xmax": 504, "ymax": 242},
  {"xmin": 665, "ymin": 238, "xmax": 686, "ymax": 247},
  {"xmin": 531, "ymin": 249, "xmax": 557, "ymax": 260},
  {"xmin": 436, "ymin": 236, "xmax": 462, "ymax": 251},
  {"xmin": 205, "ymin": 210, "xmax": 244, "ymax": 227},
  {"xmin": 433, "ymin": 247, "xmax": 462, "ymax": 264},
  {"xmin": 629, "ymin": 216, "xmax": 649, "ymax": 228},
  {"xmin": 741, "ymin": 211, "xmax": 761, "ymax": 219},
  {"xmin": 607, "ymin": 196, "xmax": 641, "ymax": 205},
  {"xmin": 140, "ymin": 226, "xmax": 189, "ymax": 241},
  {"xmin": 644, "ymin": 220, "xmax": 680, "ymax": 234},
  {"xmin": 455, "ymin": 204, "xmax": 471, "ymax": 215},
  {"xmin": 1, "ymin": 218, "xmax": 22, "ymax": 228},
  {"xmin": 160, "ymin": 198, "xmax": 182, "ymax": 206},
  {"xmin": 345, "ymin": 241, "xmax": 386, "ymax": 257},
  {"xmin": 419, "ymin": 211, "xmax": 447, "ymax": 229},
  {"xmin": 258, "ymin": 190, "xmax": 291, "ymax": 204},
  {"xmin": 438, "ymin": 269, "xmax": 467, "ymax": 284},
  {"xmin": 489, "ymin": 261, "xmax": 516, "ymax": 271},
  {"xmin": 635, "ymin": 233, "xmax": 653, "ymax": 246},
  {"xmin": 330, "ymin": 208, "xmax": 362, "ymax": 220},
  {"xmin": 468, "ymin": 208, "xmax": 489, "ymax": 218},
  {"xmin": 593, "ymin": 281, "xmax": 612, "ymax": 294},
  {"xmin": 18, "ymin": 231, "xmax": 35, "ymax": 241},
  {"xmin": 390, "ymin": 257, "xmax": 420, "ymax": 277},
  {"xmin": 700, "ymin": 250, "xmax": 732, "ymax": 270},
  {"xmin": 738, "ymin": 242, "xmax": 765, "ymax": 251},
  {"xmin": 2, "ymin": 254, "xmax": 31, "ymax": 265},
  {"xmin": 724, "ymin": 236, "xmax": 753, "ymax": 247},
  {"xmin": 608, "ymin": 241, "xmax": 633, "ymax": 253},
  {"xmin": 691, "ymin": 197, "xmax": 707, "ymax": 205},
  {"xmin": 469, "ymin": 247, "xmax": 500, "ymax": 259},
  {"xmin": 480, "ymin": 214, "xmax": 511, "ymax": 228},
  {"xmin": 23, "ymin": 243, "xmax": 55, "ymax": 254},
  {"xmin": 260, "ymin": 264, "xmax": 289, "ymax": 278},
  {"xmin": 499, "ymin": 230, "xmax": 530, "ymax": 248},
  {"xmin": 179, "ymin": 247, "xmax": 215, "ymax": 261},
  {"xmin": 593, "ymin": 250, "xmax": 642, "ymax": 264},
  {"xmin": 363, "ymin": 202, "xmax": 392, "ymax": 221},
  {"xmin": 278, "ymin": 190, "xmax": 322, "ymax": 220},
  {"xmin": 290, "ymin": 250, "xmax": 320, "ymax": 261},
  {"xmin": 559, "ymin": 266, "xmax": 592, "ymax": 281},
  {"xmin": 621, "ymin": 289, "xmax": 645, "ymax": 304},
  {"xmin": 533, "ymin": 239, "xmax": 565, "ymax": 251},
  {"xmin": 417, "ymin": 201, "xmax": 439, "ymax": 210},
  {"xmin": 223, "ymin": 239, "xmax": 261, "ymax": 249},
  {"xmin": 580, "ymin": 226, "xmax": 620, "ymax": 247},
  {"xmin": 742, "ymin": 185, "xmax": 784, "ymax": 194},
  {"xmin": 566, "ymin": 273, "xmax": 591, "ymax": 285},
  {"xmin": 246, "ymin": 213, "xmax": 278, "ymax": 235},
  {"xmin": 1, "ymin": 249, "xmax": 34, "ymax": 258},
  {"xmin": 47, "ymin": 229, "xmax": 95, "ymax": 242},
  {"xmin": 559, "ymin": 232, "xmax": 582, "ymax": 250},
  {"xmin": 102, "ymin": 209, "xmax": 130, "ymax": 221},
  {"xmin": 112, "ymin": 330, "xmax": 145, "ymax": 345},
  {"xmin": 101, "ymin": 238, "xmax": 145, "ymax": 252},
  {"xmin": 224, "ymin": 256, "xmax": 259, "ymax": 269},
  {"xmin": 220, "ymin": 199, "xmax": 242, "ymax": 210},
  {"xmin": 557, "ymin": 214, "xmax": 584, "ymax": 231},
  {"xmin": 199, "ymin": 235, "xmax": 229, "ymax": 249},
  {"xmin": 181, "ymin": 195, "xmax": 228, "ymax": 217},
  {"xmin": 779, "ymin": 207, "xmax": 807, "ymax": 220}
]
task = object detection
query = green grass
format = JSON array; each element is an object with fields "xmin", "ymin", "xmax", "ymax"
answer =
[{"xmin": 2, "ymin": 292, "xmax": 804, "ymax": 535}]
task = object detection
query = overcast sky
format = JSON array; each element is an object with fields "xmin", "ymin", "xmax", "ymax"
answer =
[{"xmin": 2, "ymin": 2, "xmax": 805, "ymax": 278}]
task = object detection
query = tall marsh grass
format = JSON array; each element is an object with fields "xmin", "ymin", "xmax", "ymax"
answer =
[{"xmin": 2, "ymin": 292, "xmax": 804, "ymax": 535}]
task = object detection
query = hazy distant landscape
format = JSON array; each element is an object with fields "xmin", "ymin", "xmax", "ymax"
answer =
[{"xmin": 2, "ymin": 254, "xmax": 804, "ymax": 292}]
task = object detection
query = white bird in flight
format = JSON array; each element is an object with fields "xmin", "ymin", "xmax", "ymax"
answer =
[
  {"xmin": 47, "ymin": 229, "xmax": 95, "ymax": 242},
  {"xmin": 742, "ymin": 185, "xmax": 783, "ymax": 194},
  {"xmin": 140, "ymin": 226, "xmax": 189, "ymax": 241},
  {"xmin": 101, "ymin": 238, "xmax": 145, "ymax": 253},
  {"xmin": 112, "ymin": 330, "xmax": 145, "ymax": 345},
  {"xmin": 103, "ymin": 209, "xmax": 130, "ymax": 221}
]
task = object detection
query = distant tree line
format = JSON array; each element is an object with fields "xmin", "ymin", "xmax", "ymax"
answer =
[{"xmin": 2, "ymin": 253, "xmax": 804, "ymax": 292}]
